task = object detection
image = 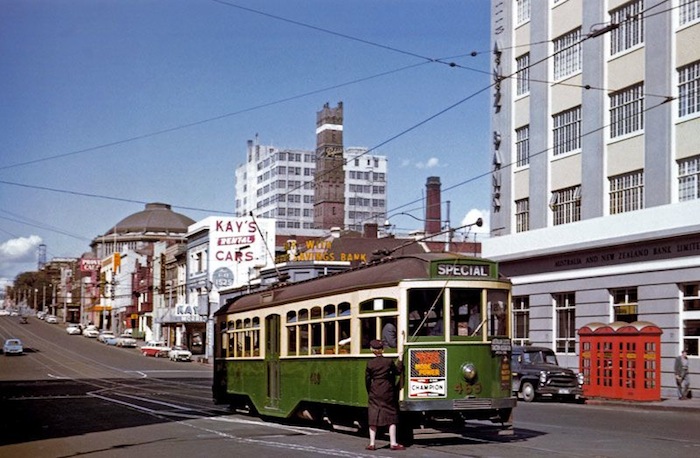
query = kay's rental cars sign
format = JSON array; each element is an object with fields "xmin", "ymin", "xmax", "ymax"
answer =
[{"xmin": 189, "ymin": 216, "xmax": 276, "ymax": 290}]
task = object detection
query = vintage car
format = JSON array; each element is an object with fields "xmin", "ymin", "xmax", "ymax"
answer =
[
  {"xmin": 82, "ymin": 325, "xmax": 100, "ymax": 338},
  {"xmin": 115, "ymin": 334, "xmax": 138, "ymax": 348},
  {"xmin": 141, "ymin": 341, "xmax": 171, "ymax": 357},
  {"xmin": 97, "ymin": 332, "xmax": 116, "ymax": 343},
  {"xmin": 511, "ymin": 345, "xmax": 584, "ymax": 402},
  {"xmin": 168, "ymin": 345, "xmax": 192, "ymax": 362},
  {"xmin": 66, "ymin": 324, "xmax": 82, "ymax": 335},
  {"xmin": 3, "ymin": 338, "xmax": 24, "ymax": 356}
]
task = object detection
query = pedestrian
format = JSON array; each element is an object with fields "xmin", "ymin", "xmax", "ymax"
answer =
[
  {"xmin": 675, "ymin": 350, "xmax": 691, "ymax": 400},
  {"xmin": 365, "ymin": 339, "xmax": 405, "ymax": 451},
  {"xmin": 381, "ymin": 320, "xmax": 397, "ymax": 348}
]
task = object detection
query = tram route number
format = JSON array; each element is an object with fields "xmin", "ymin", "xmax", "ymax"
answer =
[{"xmin": 454, "ymin": 382, "xmax": 482, "ymax": 396}]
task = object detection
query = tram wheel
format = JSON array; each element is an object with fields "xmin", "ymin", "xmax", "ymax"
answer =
[{"xmin": 521, "ymin": 381, "xmax": 536, "ymax": 402}]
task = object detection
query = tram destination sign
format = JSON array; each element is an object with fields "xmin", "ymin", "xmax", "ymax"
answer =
[{"xmin": 432, "ymin": 260, "xmax": 496, "ymax": 279}]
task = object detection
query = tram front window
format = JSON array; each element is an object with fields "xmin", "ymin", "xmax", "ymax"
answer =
[
  {"xmin": 407, "ymin": 288, "xmax": 445, "ymax": 337},
  {"xmin": 450, "ymin": 288, "xmax": 483, "ymax": 337},
  {"xmin": 487, "ymin": 290, "xmax": 509, "ymax": 337}
]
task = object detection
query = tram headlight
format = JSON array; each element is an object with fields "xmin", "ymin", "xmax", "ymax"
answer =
[{"xmin": 461, "ymin": 362, "xmax": 477, "ymax": 382}]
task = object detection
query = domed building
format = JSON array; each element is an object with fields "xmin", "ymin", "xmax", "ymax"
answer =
[{"xmin": 91, "ymin": 203, "xmax": 195, "ymax": 258}]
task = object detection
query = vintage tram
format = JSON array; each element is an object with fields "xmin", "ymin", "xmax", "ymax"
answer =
[{"xmin": 213, "ymin": 253, "xmax": 516, "ymax": 438}]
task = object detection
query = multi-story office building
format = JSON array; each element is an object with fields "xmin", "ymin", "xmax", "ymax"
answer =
[
  {"xmin": 484, "ymin": 0, "xmax": 700, "ymax": 397},
  {"xmin": 234, "ymin": 140, "xmax": 388, "ymax": 234}
]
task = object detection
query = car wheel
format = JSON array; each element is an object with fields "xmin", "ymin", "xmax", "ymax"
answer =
[
  {"xmin": 521, "ymin": 381, "xmax": 536, "ymax": 402},
  {"xmin": 142, "ymin": 351, "xmax": 148, "ymax": 356}
]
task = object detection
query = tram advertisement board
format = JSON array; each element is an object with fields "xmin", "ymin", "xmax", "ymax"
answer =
[{"xmin": 407, "ymin": 348, "xmax": 447, "ymax": 398}]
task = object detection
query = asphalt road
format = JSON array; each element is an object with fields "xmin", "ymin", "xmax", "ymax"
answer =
[{"xmin": 2, "ymin": 315, "xmax": 700, "ymax": 458}]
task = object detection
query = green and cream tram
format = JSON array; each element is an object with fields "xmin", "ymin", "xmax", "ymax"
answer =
[{"xmin": 213, "ymin": 253, "xmax": 516, "ymax": 437}]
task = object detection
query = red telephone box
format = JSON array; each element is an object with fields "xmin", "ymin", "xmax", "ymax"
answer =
[{"xmin": 578, "ymin": 321, "xmax": 662, "ymax": 401}]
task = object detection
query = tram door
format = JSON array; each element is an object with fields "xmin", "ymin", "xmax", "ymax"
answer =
[{"xmin": 265, "ymin": 314, "xmax": 281, "ymax": 409}]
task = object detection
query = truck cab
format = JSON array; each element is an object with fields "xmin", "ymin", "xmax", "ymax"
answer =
[{"xmin": 511, "ymin": 345, "xmax": 584, "ymax": 402}]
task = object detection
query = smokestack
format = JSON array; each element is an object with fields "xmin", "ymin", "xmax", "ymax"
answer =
[
  {"xmin": 363, "ymin": 222, "xmax": 378, "ymax": 239},
  {"xmin": 425, "ymin": 177, "xmax": 442, "ymax": 234}
]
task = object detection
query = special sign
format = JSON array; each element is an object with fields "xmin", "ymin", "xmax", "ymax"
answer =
[{"xmin": 408, "ymin": 348, "xmax": 447, "ymax": 398}]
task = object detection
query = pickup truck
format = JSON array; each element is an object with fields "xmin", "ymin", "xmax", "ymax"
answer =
[{"xmin": 511, "ymin": 345, "xmax": 584, "ymax": 402}]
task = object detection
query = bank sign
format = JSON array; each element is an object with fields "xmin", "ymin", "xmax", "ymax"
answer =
[{"xmin": 199, "ymin": 216, "xmax": 276, "ymax": 290}]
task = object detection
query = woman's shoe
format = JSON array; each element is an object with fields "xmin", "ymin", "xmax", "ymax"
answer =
[
  {"xmin": 390, "ymin": 444, "xmax": 405, "ymax": 451},
  {"xmin": 365, "ymin": 445, "xmax": 376, "ymax": 451}
]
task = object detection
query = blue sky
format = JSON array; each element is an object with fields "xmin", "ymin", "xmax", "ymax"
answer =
[{"xmin": 0, "ymin": 0, "xmax": 493, "ymax": 287}]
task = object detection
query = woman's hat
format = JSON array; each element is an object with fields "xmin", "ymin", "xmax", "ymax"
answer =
[{"xmin": 369, "ymin": 339, "xmax": 384, "ymax": 350}]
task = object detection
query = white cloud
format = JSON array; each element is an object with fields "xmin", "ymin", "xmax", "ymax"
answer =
[
  {"xmin": 460, "ymin": 208, "xmax": 490, "ymax": 235},
  {"xmin": 415, "ymin": 157, "xmax": 440, "ymax": 169},
  {"xmin": 0, "ymin": 235, "xmax": 43, "ymax": 282}
]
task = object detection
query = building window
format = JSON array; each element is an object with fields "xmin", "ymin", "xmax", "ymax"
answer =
[
  {"xmin": 516, "ymin": 53, "xmax": 530, "ymax": 96},
  {"xmin": 553, "ymin": 28, "xmax": 581, "ymax": 80},
  {"xmin": 554, "ymin": 293, "xmax": 576, "ymax": 353},
  {"xmin": 513, "ymin": 296, "xmax": 530, "ymax": 346},
  {"xmin": 515, "ymin": 125, "xmax": 530, "ymax": 166},
  {"xmin": 681, "ymin": 283, "xmax": 700, "ymax": 356},
  {"xmin": 550, "ymin": 186, "xmax": 581, "ymax": 225},
  {"xmin": 516, "ymin": 0, "xmax": 531, "ymax": 25},
  {"xmin": 515, "ymin": 198, "xmax": 529, "ymax": 232},
  {"xmin": 609, "ymin": 170, "xmax": 644, "ymax": 214},
  {"xmin": 610, "ymin": 0, "xmax": 644, "ymax": 55},
  {"xmin": 610, "ymin": 83, "xmax": 644, "ymax": 138},
  {"xmin": 553, "ymin": 106, "xmax": 581, "ymax": 156},
  {"xmin": 678, "ymin": 61, "xmax": 700, "ymax": 118},
  {"xmin": 679, "ymin": 0, "xmax": 700, "ymax": 26},
  {"xmin": 612, "ymin": 288, "xmax": 638, "ymax": 322},
  {"xmin": 679, "ymin": 156, "xmax": 700, "ymax": 201}
]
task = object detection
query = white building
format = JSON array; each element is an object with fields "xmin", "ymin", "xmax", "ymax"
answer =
[
  {"xmin": 484, "ymin": 0, "xmax": 700, "ymax": 398},
  {"xmin": 234, "ymin": 137, "xmax": 388, "ymax": 233}
]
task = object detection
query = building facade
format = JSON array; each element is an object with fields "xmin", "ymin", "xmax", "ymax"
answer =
[
  {"xmin": 233, "ymin": 105, "xmax": 388, "ymax": 235},
  {"xmin": 485, "ymin": 0, "xmax": 700, "ymax": 397}
]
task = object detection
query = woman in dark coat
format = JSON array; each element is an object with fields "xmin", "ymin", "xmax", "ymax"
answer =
[{"xmin": 365, "ymin": 339, "xmax": 404, "ymax": 450}]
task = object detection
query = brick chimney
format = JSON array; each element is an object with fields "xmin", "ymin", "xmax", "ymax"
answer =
[{"xmin": 425, "ymin": 176, "xmax": 442, "ymax": 234}]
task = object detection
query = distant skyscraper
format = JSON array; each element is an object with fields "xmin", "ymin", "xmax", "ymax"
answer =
[
  {"xmin": 234, "ymin": 104, "xmax": 388, "ymax": 235},
  {"xmin": 37, "ymin": 243, "xmax": 46, "ymax": 269}
]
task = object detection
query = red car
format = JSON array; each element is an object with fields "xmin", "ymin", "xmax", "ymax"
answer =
[{"xmin": 140, "ymin": 341, "xmax": 171, "ymax": 357}]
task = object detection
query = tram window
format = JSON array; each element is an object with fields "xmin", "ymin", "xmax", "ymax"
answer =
[
  {"xmin": 324, "ymin": 304, "xmax": 335, "ymax": 318},
  {"xmin": 299, "ymin": 324, "xmax": 310, "ymax": 355},
  {"xmin": 338, "ymin": 320, "xmax": 351, "ymax": 353},
  {"xmin": 227, "ymin": 334, "xmax": 235, "ymax": 357},
  {"xmin": 253, "ymin": 317, "xmax": 260, "ymax": 328},
  {"xmin": 407, "ymin": 288, "xmax": 445, "ymax": 337},
  {"xmin": 381, "ymin": 317, "xmax": 397, "ymax": 349},
  {"xmin": 361, "ymin": 317, "xmax": 377, "ymax": 349},
  {"xmin": 311, "ymin": 306, "xmax": 322, "ymax": 320},
  {"xmin": 299, "ymin": 309, "xmax": 308, "ymax": 321},
  {"xmin": 339, "ymin": 302, "xmax": 350, "ymax": 316},
  {"xmin": 325, "ymin": 321, "xmax": 337, "ymax": 354},
  {"xmin": 287, "ymin": 310, "xmax": 297, "ymax": 323},
  {"xmin": 287, "ymin": 325, "xmax": 297, "ymax": 355},
  {"xmin": 450, "ymin": 289, "xmax": 482, "ymax": 337},
  {"xmin": 236, "ymin": 319, "xmax": 243, "ymax": 329},
  {"xmin": 311, "ymin": 322, "xmax": 322, "ymax": 354},
  {"xmin": 244, "ymin": 318, "xmax": 251, "ymax": 329},
  {"xmin": 487, "ymin": 290, "xmax": 509, "ymax": 336},
  {"xmin": 360, "ymin": 298, "xmax": 397, "ymax": 312}
]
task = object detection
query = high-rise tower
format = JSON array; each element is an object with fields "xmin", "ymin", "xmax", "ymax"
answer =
[{"xmin": 313, "ymin": 102, "xmax": 346, "ymax": 229}]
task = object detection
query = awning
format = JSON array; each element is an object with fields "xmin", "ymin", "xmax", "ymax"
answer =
[{"xmin": 90, "ymin": 305, "xmax": 112, "ymax": 312}]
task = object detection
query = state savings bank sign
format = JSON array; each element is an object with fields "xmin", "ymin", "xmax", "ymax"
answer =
[{"xmin": 193, "ymin": 216, "xmax": 276, "ymax": 290}]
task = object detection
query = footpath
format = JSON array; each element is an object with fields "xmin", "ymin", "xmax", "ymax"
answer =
[{"xmin": 586, "ymin": 394, "xmax": 700, "ymax": 412}]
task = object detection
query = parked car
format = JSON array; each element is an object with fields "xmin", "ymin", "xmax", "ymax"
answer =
[
  {"xmin": 0, "ymin": 309, "xmax": 10, "ymax": 316},
  {"xmin": 3, "ymin": 338, "xmax": 23, "ymax": 356},
  {"xmin": 19, "ymin": 316, "xmax": 29, "ymax": 324},
  {"xmin": 115, "ymin": 334, "xmax": 137, "ymax": 348},
  {"xmin": 511, "ymin": 345, "xmax": 584, "ymax": 402},
  {"xmin": 45, "ymin": 315, "xmax": 58, "ymax": 324},
  {"xmin": 36, "ymin": 311, "xmax": 46, "ymax": 320},
  {"xmin": 168, "ymin": 345, "xmax": 192, "ymax": 362},
  {"xmin": 82, "ymin": 326, "xmax": 100, "ymax": 338},
  {"xmin": 141, "ymin": 341, "xmax": 170, "ymax": 357},
  {"xmin": 97, "ymin": 332, "xmax": 116, "ymax": 343},
  {"xmin": 66, "ymin": 324, "xmax": 81, "ymax": 335}
]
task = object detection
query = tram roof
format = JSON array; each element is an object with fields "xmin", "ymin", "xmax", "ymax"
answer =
[{"xmin": 216, "ymin": 253, "xmax": 501, "ymax": 315}]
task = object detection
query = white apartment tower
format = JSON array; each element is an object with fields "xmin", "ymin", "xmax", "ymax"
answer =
[
  {"xmin": 483, "ymin": 0, "xmax": 700, "ymax": 398},
  {"xmin": 234, "ymin": 138, "xmax": 387, "ymax": 233}
]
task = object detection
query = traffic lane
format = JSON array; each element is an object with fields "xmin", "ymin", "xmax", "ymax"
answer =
[{"xmin": 0, "ymin": 317, "xmax": 211, "ymax": 381}]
